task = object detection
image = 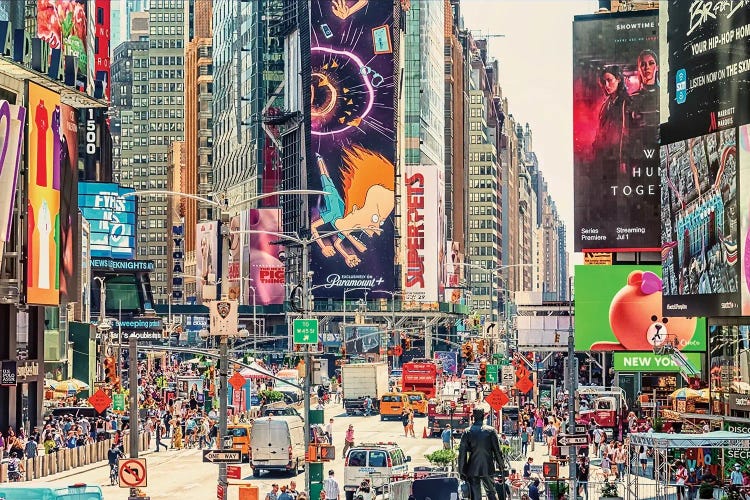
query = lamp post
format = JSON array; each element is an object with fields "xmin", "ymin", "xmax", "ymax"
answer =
[{"xmin": 121, "ymin": 188, "xmax": 326, "ymax": 500}]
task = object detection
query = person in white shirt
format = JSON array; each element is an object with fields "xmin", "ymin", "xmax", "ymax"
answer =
[
  {"xmin": 675, "ymin": 461, "xmax": 688, "ymax": 500},
  {"xmin": 730, "ymin": 463, "xmax": 744, "ymax": 485},
  {"xmin": 326, "ymin": 418, "xmax": 333, "ymax": 444},
  {"xmin": 323, "ymin": 470, "xmax": 340, "ymax": 500}
]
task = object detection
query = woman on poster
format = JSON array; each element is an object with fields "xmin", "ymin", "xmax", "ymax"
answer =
[{"xmin": 592, "ymin": 65, "xmax": 631, "ymax": 174}]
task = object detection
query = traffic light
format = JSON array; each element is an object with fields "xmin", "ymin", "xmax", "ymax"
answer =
[
  {"xmin": 462, "ymin": 343, "xmax": 474, "ymax": 362},
  {"xmin": 554, "ymin": 332, "xmax": 560, "ymax": 343},
  {"xmin": 104, "ymin": 356, "xmax": 116, "ymax": 384},
  {"xmin": 404, "ymin": 337, "xmax": 412, "ymax": 350},
  {"xmin": 479, "ymin": 362, "xmax": 487, "ymax": 383}
]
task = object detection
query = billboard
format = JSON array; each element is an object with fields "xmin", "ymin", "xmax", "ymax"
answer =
[
  {"xmin": 226, "ymin": 214, "xmax": 240, "ymax": 301},
  {"xmin": 37, "ymin": 0, "xmax": 88, "ymax": 86},
  {"xmin": 0, "ymin": 101, "xmax": 25, "ymax": 265},
  {"xmin": 740, "ymin": 126, "xmax": 750, "ymax": 314},
  {"xmin": 403, "ymin": 165, "xmax": 444, "ymax": 302},
  {"xmin": 516, "ymin": 316, "xmax": 571, "ymax": 350},
  {"xmin": 572, "ymin": 12, "xmax": 660, "ymax": 251},
  {"xmin": 343, "ymin": 324, "xmax": 382, "ymax": 355},
  {"xmin": 195, "ymin": 221, "xmax": 219, "ymax": 302},
  {"xmin": 661, "ymin": 1, "xmax": 750, "ymax": 142},
  {"xmin": 243, "ymin": 208, "xmax": 285, "ymax": 306},
  {"xmin": 90, "ymin": 0, "xmax": 110, "ymax": 99},
  {"xmin": 434, "ymin": 351, "xmax": 458, "ymax": 375},
  {"xmin": 27, "ymin": 83, "xmax": 62, "ymax": 306},
  {"xmin": 308, "ymin": 0, "xmax": 396, "ymax": 298},
  {"xmin": 78, "ymin": 182, "xmax": 135, "ymax": 260},
  {"xmin": 660, "ymin": 128, "xmax": 740, "ymax": 316},
  {"xmin": 574, "ymin": 265, "xmax": 706, "ymax": 360},
  {"xmin": 59, "ymin": 104, "xmax": 79, "ymax": 304}
]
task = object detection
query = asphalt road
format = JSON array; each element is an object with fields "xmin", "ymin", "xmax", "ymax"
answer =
[{"xmin": 42, "ymin": 404, "xmax": 445, "ymax": 500}]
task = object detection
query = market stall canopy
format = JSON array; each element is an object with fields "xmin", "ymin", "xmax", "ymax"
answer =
[
  {"xmin": 52, "ymin": 378, "xmax": 90, "ymax": 393},
  {"xmin": 669, "ymin": 388, "xmax": 700, "ymax": 400},
  {"xmin": 240, "ymin": 362, "xmax": 272, "ymax": 379}
]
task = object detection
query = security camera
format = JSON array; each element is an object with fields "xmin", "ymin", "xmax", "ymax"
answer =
[
  {"xmin": 198, "ymin": 328, "xmax": 210, "ymax": 340},
  {"xmin": 97, "ymin": 321, "xmax": 112, "ymax": 333}
]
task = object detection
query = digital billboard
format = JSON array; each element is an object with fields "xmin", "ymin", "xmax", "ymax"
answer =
[
  {"xmin": 660, "ymin": 128, "xmax": 740, "ymax": 316},
  {"xmin": 27, "ymin": 82, "xmax": 62, "ymax": 306},
  {"xmin": 78, "ymin": 182, "xmax": 135, "ymax": 260},
  {"xmin": 403, "ymin": 165, "xmax": 444, "ymax": 302},
  {"xmin": 572, "ymin": 12, "xmax": 660, "ymax": 251},
  {"xmin": 0, "ymin": 101, "xmax": 25, "ymax": 265},
  {"xmin": 195, "ymin": 221, "xmax": 219, "ymax": 302},
  {"xmin": 741, "ymin": 125, "xmax": 750, "ymax": 314},
  {"xmin": 227, "ymin": 214, "xmax": 240, "ymax": 301},
  {"xmin": 308, "ymin": 0, "xmax": 396, "ymax": 298},
  {"xmin": 59, "ymin": 104, "xmax": 78, "ymax": 304},
  {"xmin": 242, "ymin": 208, "xmax": 285, "ymax": 306},
  {"xmin": 90, "ymin": 0, "xmax": 110, "ymax": 99},
  {"xmin": 574, "ymin": 265, "xmax": 706, "ymax": 363},
  {"xmin": 661, "ymin": 1, "xmax": 750, "ymax": 142},
  {"xmin": 343, "ymin": 324, "xmax": 382, "ymax": 355}
]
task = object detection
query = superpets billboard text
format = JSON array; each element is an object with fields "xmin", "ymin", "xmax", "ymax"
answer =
[
  {"xmin": 573, "ymin": 12, "xmax": 660, "ymax": 251},
  {"xmin": 308, "ymin": 0, "xmax": 396, "ymax": 299}
]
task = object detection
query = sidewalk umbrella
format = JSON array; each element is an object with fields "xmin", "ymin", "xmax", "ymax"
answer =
[
  {"xmin": 240, "ymin": 362, "xmax": 272, "ymax": 380},
  {"xmin": 52, "ymin": 378, "xmax": 90, "ymax": 393}
]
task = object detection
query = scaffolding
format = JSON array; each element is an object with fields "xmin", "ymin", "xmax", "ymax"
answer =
[{"xmin": 626, "ymin": 431, "xmax": 750, "ymax": 500}]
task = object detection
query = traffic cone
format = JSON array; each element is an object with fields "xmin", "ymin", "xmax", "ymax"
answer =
[{"xmin": 422, "ymin": 426, "xmax": 428, "ymax": 439}]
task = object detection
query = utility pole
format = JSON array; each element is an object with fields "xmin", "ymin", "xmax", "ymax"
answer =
[
  {"xmin": 566, "ymin": 276, "xmax": 577, "ymax": 490},
  {"xmin": 302, "ymin": 240, "xmax": 312, "ymax": 496},
  {"xmin": 128, "ymin": 335, "xmax": 138, "ymax": 458}
]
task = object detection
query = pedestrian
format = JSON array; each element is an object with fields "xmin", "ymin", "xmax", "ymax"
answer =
[
  {"xmin": 523, "ymin": 457, "xmax": 533, "ymax": 478},
  {"xmin": 528, "ymin": 479, "xmax": 541, "ymax": 500},
  {"xmin": 154, "ymin": 417, "xmax": 168, "ymax": 452},
  {"xmin": 408, "ymin": 410, "xmax": 415, "ymax": 437},
  {"xmin": 326, "ymin": 418, "xmax": 334, "ymax": 444},
  {"xmin": 401, "ymin": 409, "xmax": 409, "ymax": 437},
  {"xmin": 577, "ymin": 457, "xmax": 589, "ymax": 500},
  {"xmin": 520, "ymin": 425, "xmax": 529, "ymax": 456},
  {"xmin": 441, "ymin": 425, "xmax": 453, "ymax": 450},
  {"xmin": 731, "ymin": 463, "xmax": 744, "ymax": 485},
  {"xmin": 363, "ymin": 396, "xmax": 371, "ymax": 417},
  {"xmin": 323, "ymin": 470, "xmax": 340, "ymax": 500},
  {"xmin": 266, "ymin": 484, "xmax": 280, "ymax": 500},
  {"xmin": 675, "ymin": 461, "xmax": 688, "ymax": 500},
  {"xmin": 342, "ymin": 425, "xmax": 354, "ymax": 457},
  {"xmin": 278, "ymin": 485, "xmax": 293, "ymax": 500},
  {"xmin": 24, "ymin": 436, "xmax": 38, "ymax": 459},
  {"xmin": 288, "ymin": 480, "xmax": 299, "ymax": 500},
  {"xmin": 638, "ymin": 446, "xmax": 648, "ymax": 474},
  {"xmin": 686, "ymin": 468, "xmax": 699, "ymax": 500}
]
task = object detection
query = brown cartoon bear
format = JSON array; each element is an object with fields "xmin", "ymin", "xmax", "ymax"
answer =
[{"xmin": 590, "ymin": 270, "xmax": 697, "ymax": 351}]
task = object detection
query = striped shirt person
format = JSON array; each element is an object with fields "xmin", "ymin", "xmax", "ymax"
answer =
[{"xmin": 323, "ymin": 470, "xmax": 340, "ymax": 500}]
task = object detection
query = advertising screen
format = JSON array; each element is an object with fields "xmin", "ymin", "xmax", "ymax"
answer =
[
  {"xmin": 343, "ymin": 325, "xmax": 382, "ymax": 355},
  {"xmin": 308, "ymin": 0, "xmax": 396, "ymax": 298},
  {"xmin": 242, "ymin": 208, "xmax": 285, "ymax": 306},
  {"xmin": 78, "ymin": 182, "xmax": 135, "ymax": 260},
  {"xmin": 59, "ymin": 104, "xmax": 78, "ymax": 304},
  {"xmin": 403, "ymin": 165, "xmax": 444, "ymax": 302},
  {"xmin": 661, "ymin": 1, "xmax": 750, "ymax": 142},
  {"xmin": 574, "ymin": 265, "xmax": 706, "ymax": 363},
  {"xmin": 195, "ymin": 221, "xmax": 219, "ymax": 303},
  {"xmin": 0, "ymin": 100, "xmax": 25, "ymax": 264},
  {"xmin": 572, "ymin": 12, "xmax": 660, "ymax": 251},
  {"xmin": 27, "ymin": 82, "xmax": 62, "ymax": 306},
  {"xmin": 37, "ymin": 0, "xmax": 87, "ymax": 85},
  {"xmin": 434, "ymin": 351, "xmax": 458, "ymax": 375},
  {"xmin": 660, "ymin": 128, "xmax": 740, "ymax": 317},
  {"xmin": 739, "ymin": 125, "xmax": 750, "ymax": 314}
]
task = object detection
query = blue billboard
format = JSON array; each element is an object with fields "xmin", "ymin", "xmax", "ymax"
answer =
[{"xmin": 78, "ymin": 182, "xmax": 136, "ymax": 259}]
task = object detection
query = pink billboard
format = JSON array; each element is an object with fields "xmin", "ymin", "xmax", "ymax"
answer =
[{"xmin": 242, "ymin": 208, "xmax": 285, "ymax": 306}]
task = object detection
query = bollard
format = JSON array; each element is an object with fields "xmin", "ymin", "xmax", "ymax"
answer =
[
  {"xmin": 24, "ymin": 458, "xmax": 32, "ymax": 481},
  {"xmin": 0, "ymin": 462, "xmax": 6, "ymax": 483},
  {"xmin": 34, "ymin": 456, "xmax": 41, "ymax": 479},
  {"xmin": 50, "ymin": 452, "xmax": 58, "ymax": 475},
  {"xmin": 72, "ymin": 448, "xmax": 79, "ymax": 469}
]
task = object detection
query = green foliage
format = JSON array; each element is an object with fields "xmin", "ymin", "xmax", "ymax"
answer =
[
  {"xmin": 424, "ymin": 449, "xmax": 457, "ymax": 466},
  {"xmin": 259, "ymin": 390, "xmax": 284, "ymax": 402},
  {"xmin": 653, "ymin": 417, "xmax": 664, "ymax": 432},
  {"xmin": 600, "ymin": 480, "xmax": 620, "ymax": 498}
]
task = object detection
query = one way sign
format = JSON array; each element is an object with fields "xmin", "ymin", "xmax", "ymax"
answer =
[
  {"xmin": 202, "ymin": 449, "xmax": 242, "ymax": 464},
  {"xmin": 557, "ymin": 434, "xmax": 588, "ymax": 446}
]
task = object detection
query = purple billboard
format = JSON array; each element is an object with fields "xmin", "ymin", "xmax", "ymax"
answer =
[
  {"xmin": 243, "ymin": 208, "xmax": 285, "ymax": 306},
  {"xmin": 308, "ymin": 0, "xmax": 396, "ymax": 298}
]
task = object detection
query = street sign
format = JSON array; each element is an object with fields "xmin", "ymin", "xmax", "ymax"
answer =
[
  {"xmin": 112, "ymin": 393, "xmax": 125, "ymax": 412},
  {"xmin": 484, "ymin": 387, "xmax": 510, "ymax": 411},
  {"xmin": 226, "ymin": 465, "xmax": 241, "ymax": 480},
  {"xmin": 485, "ymin": 364, "xmax": 498, "ymax": 383},
  {"xmin": 89, "ymin": 388, "xmax": 112, "ymax": 414},
  {"xmin": 557, "ymin": 433, "xmax": 588, "ymax": 446},
  {"xmin": 515, "ymin": 377, "xmax": 533, "ymax": 394},
  {"xmin": 119, "ymin": 458, "xmax": 147, "ymax": 488},
  {"xmin": 293, "ymin": 319, "xmax": 319, "ymax": 344},
  {"xmin": 575, "ymin": 425, "xmax": 587, "ymax": 434},
  {"xmin": 501, "ymin": 365, "xmax": 515, "ymax": 385},
  {"xmin": 217, "ymin": 484, "xmax": 225, "ymax": 500},
  {"xmin": 542, "ymin": 461, "xmax": 559, "ymax": 479},
  {"xmin": 228, "ymin": 372, "xmax": 246, "ymax": 391},
  {"xmin": 202, "ymin": 449, "xmax": 243, "ymax": 464}
]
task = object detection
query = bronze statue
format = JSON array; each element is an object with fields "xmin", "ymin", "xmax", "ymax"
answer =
[{"xmin": 457, "ymin": 408, "xmax": 505, "ymax": 500}]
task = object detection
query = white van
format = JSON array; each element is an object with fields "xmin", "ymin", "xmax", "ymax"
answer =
[{"xmin": 250, "ymin": 416, "xmax": 306, "ymax": 476}]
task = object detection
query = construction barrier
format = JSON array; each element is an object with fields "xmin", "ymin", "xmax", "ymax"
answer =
[{"xmin": 0, "ymin": 431, "xmax": 151, "ymax": 483}]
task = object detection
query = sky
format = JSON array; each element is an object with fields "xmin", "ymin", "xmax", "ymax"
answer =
[{"xmin": 460, "ymin": 0, "xmax": 599, "ymax": 260}]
